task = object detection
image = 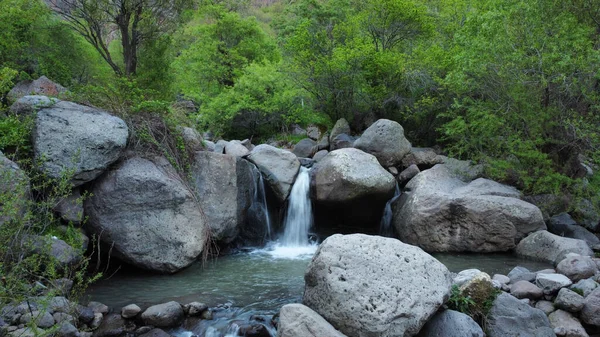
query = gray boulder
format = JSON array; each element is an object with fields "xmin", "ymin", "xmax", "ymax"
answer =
[
  {"xmin": 486, "ymin": 292, "xmax": 555, "ymax": 337},
  {"xmin": 7, "ymin": 76, "xmax": 67, "ymax": 102},
  {"xmin": 121, "ymin": 304, "xmax": 141, "ymax": 319},
  {"xmin": 141, "ymin": 301, "xmax": 183, "ymax": 328},
  {"xmin": 554, "ymin": 288, "xmax": 584, "ymax": 313},
  {"xmin": 581, "ymin": 286, "xmax": 600, "ymax": 327},
  {"xmin": 401, "ymin": 147, "xmax": 443, "ymax": 169},
  {"xmin": 311, "ymin": 148, "xmax": 395, "ymax": 203},
  {"xmin": 225, "ymin": 140, "xmax": 250, "ymax": 157},
  {"xmin": 178, "ymin": 126, "xmax": 204, "ymax": 152},
  {"xmin": 306, "ymin": 125, "xmax": 322, "ymax": 141},
  {"xmin": 329, "ymin": 119, "xmax": 351, "ymax": 143},
  {"xmin": 548, "ymin": 213, "xmax": 600, "ymax": 249},
  {"xmin": 19, "ymin": 311, "xmax": 54, "ymax": 328},
  {"xmin": 57, "ymin": 322, "xmax": 78, "ymax": 337},
  {"xmin": 93, "ymin": 313, "xmax": 130, "ymax": 337},
  {"xmin": 9, "ymin": 95, "xmax": 56, "ymax": 115},
  {"xmin": 33, "ymin": 100, "xmax": 128, "ymax": 186},
  {"xmin": 417, "ymin": 310, "xmax": 483, "ymax": 337},
  {"xmin": 303, "ymin": 234, "xmax": 451, "ymax": 337},
  {"xmin": 191, "ymin": 152, "xmax": 255, "ymax": 243},
  {"xmin": 510, "ymin": 280, "xmax": 543, "ymax": 299},
  {"xmin": 247, "ymin": 144, "xmax": 300, "ymax": 202},
  {"xmin": 398, "ymin": 164, "xmax": 420, "ymax": 186},
  {"xmin": 53, "ymin": 188, "xmax": 83, "ymax": 225},
  {"xmin": 313, "ymin": 150, "xmax": 328, "ymax": 162},
  {"xmin": 508, "ymin": 266, "xmax": 537, "ymax": 283},
  {"xmin": 516, "ymin": 231, "xmax": 593, "ymax": 265},
  {"xmin": 536, "ymin": 301, "xmax": 556, "ymax": 315},
  {"xmin": 571, "ymin": 279, "xmax": 599, "ymax": 297},
  {"xmin": 548, "ymin": 310, "xmax": 589, "ymax": 337},
  {"xmin": 214, "ymin": 140, "xmax": 227, "ymax": 154},
  {"xmin": 556, "ymin": 254, "xmax": 599, "ymax": 282},
  {"xmin": 536, "ymin": 273, "xmax": 573, "ymax": 295},
  {"xmin": 85, "ymin": 157, "xmax": 207, "ymax": 273},
  {"xmin": 277, "ymin": 303, "xmax": 346, "ymax": 337},
  {"xmin": 393, "ymin": 165, "xmax": 545, "ymax": 252},
  {"xmin": 26, "ymin": 235, "xmax": 81, "ymax": 269},
  {"xmin": 354, "ymin": 119, "xmax": 412, "ymax": 167},
  {"xmin": 330, "ymin": 134, "xmax": 355, "ymax": 151},
  {"xmin": 292, "ymin": 138, "xmax": 317, "ymax": 158},
  {"xmin": 437, "ymin": 156, "xmax": 484, "ymax": 181},
  {"xmin": 317, "ymin": 134, "xmax": 330, "ymax": 151}
]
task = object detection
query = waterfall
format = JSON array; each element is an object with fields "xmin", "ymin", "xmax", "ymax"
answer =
[
  {"xmin": 379, "ymin": 182, "xmax": 401, "ymax": 237},
  {"xmin": 281, "ymin": 167, "xmax": 313, "ymax": 247},
  {"xmin": 250, "ymin": 166, "xmax": 272, "ymax": 240}
]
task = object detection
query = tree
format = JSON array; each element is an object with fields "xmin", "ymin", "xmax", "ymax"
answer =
[{"xmin": 49, "ymin": 0, "xmax": 190, "ymax": 77}]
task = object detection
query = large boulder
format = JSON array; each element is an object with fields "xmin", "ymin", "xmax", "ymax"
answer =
[
  {"xmin": 191, "ymin": 152, "xmax": 256, "ymax": 243},
  {"xmin": 401, "ymin": 148, "xmax": 443, "ymax": 169},
  {"xmin": 311, "ymin": 148, "xmax": 396, "ymax": 230},
  {"xmin": 7, "ymin": 76, "xmax": 67, "ymax": 102},
  {"xmin": 224, "ymin": 140, "xmax": 250, "ymax": 157},
  {"xmin": 0, "ymin": 151, "xmax": 29, "ymax": 227},
  {"xmin": 303, "ymin": 234, "xmax": 451, "ymax": 337},
  {"xmin": 292, "ymin": 138, "xmax": 317, "ymax": 158},
  {"xmin": 581, "ymin": 287, "xmax": 600, "ymax": 327},
  {"xmin": 548, "ymin": 310, "xmax": 588, "ymax": 337},
  {"xmin": 393, "ymin": 165, "xmax": 545, "ymax": 252},
  {"xmin": 277, "ymin": 304, "xmax": 347, "ymax": 337},
  {"xmin": 311, "ymin": 148, "xmax": 395, "ymax": 203},
  {"xmin": 486, "ymin": 292, "xmax": 555, "ymax": 337},
  {"xmin": 556, "ymin": 254, "xmax": 599, "ymax": 282},
  {"xmin": 548, "ymin": 213, "xmax": 600, "ymax": 249},
  {"xmin": 33, "ymin": 100, "xmax": 128, "ymax": 186},
  {"xmin": 247, "ymin": 145, "xmax": 300, "ymax": 202},
  {"xmin": 354, "ymin": 119, "xmax": 412, "ymax": 167},
  {"xmin": 329, "ymin": 119, "xmax": 351, "ymax": 143},
  {"xmin": 141, "ymin": 302, "xmax": 184, "ymax": 328},
  {"xmin": 85, "ymin": 157, "xmax": 207, "ymax": 273},
  {"xmin": 417, "ymin": 310, "xmax": 483, "ymax": 337},
  {"xmin": 9, "ymin": 95, "xmax": 56, "ymax": 115},
  {"xmin": 516, "ymin": 231, "xmax": 593, "ymax": 265}
]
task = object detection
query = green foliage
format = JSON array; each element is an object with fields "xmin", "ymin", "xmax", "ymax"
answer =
[
  {"xmin": 0, "ymin": 115, "xmax": 33, "ymax": 158},
  {"xmin": 448, "ymin": 281, "xmax": 501, "ymax": 328},
  {"xmin": 448, "ymin": 284, "xmax": 476, "ymax": 314}
]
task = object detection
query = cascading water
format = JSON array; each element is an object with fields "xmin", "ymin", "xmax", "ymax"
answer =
[
  {"xmin": 379, "ymin": 182, "xmax": 401, "ymax": 237},
  {"xmin": 251, "ymin": 166, "xmax": 272, "ymax": 240},
  {"xmin": 281, "ymin": 166, "xmax": 313, "ymax": 246}
]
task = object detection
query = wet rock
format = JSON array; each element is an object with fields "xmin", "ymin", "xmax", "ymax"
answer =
[
  {"xmin": 141, "ymin": 301, "xmax": 184, "ymax": 328},
  {"xmin": 516, "ymin": 231, "xmax": 593, "ymax": 265},
  {"xmin": 554, "ymin": 288, "xmax": 584, "ymax": 312},
  {"xmin": 536, "ymin": 273, "xmax": 573, "ymax": 295},
  {"xmin": 556, "ymin": 255, "xmax": 599, "ymax": 282},
  {"xmin": 354, "ymin": 119, "xmax": 412, "ymax": 167},
  {"xmin": 90, "ymin": 313, "xmax": 103, "ymax": 329},
  {"xmin": 292, "ymin": 139, "xmax": 317, "ymax": 158},
  {"xmin": 33, "ymin": 100, "xmax": 128, "ymax": 186},
  {"xmin": 511, "ymin": 281, "xmax": 543, "ymax": 300},
  {"xmin": 138, "ymin": 328, "xmax": 171, "ymax": 337},
  {"xmin": 394, "ymin": 165, "xmax": 545, "ymax": 252},
  {"xmin": 85, "ymin": 157, "xmax": 207, "ymax": 273},
  {"xmin": 304, "ymin": 234, "xmax": 451, "ymax": 337},
  {"xmin": 247, "ymin": 144, "xmax": 300, "ymax": 202},
  {"xmin": 486, "ymin": 292, "xmax": 555, "ymax": 337},
  {"xmin": 238, "ymin": 322, "xmax": 271, "ymax": 337},
  {"xmin": 548, "ymin": 310, "xmax": 588, "ymax": 337},
  {"xmin": 581, "ymin": 287, "xmax": 600, "ymax": 327},
  {"xmin": 417, "ymin": 309, "xmax": 483, "ymax": 337},
  {"xmin": 277, "ymin": 304, "xmax": 346, "ymax": 337},
  {"xmin": 121, "ymin": 304, "xmax": 141, "ymax": 319},
  {"xmin": 183, "ymin": 302, "xmax": 208, "ymax": 316}
]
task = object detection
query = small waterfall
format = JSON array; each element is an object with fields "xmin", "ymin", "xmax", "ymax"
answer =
[
  {"xmin": 379, "ymin": 182, "xmax": 401, "ymax": 237},
  {"xmin": 281, "ymin": 167, "xmax": 313, "ymax": 247},
  {"xmin": 250, "ymin": 166, "xmax": 272, "ymax": 240}
]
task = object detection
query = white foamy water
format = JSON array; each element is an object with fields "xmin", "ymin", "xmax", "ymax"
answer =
[
  {"xmin": 250, "ymin": 243, "xmax": 317, "ymax": 260},
  {"xmin": 280, "ymin": 166, "xmax": 313, "ymax": 246}
]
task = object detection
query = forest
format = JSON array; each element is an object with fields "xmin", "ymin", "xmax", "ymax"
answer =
[{"xmin": 1, "ymin": 0, "xmax": 599, "ymax": 198}]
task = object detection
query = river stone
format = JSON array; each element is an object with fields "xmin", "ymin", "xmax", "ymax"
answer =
[
  {"xmin": 508, "ymin": 266, "xmax": 537, "ymax": 283},
  {"xmin": 313, "ymin": 150, "xmax": 328, "ymax": 162},
  {"xmin": 354, "ymin": 119, "xmax": 412, "ymax": 167},
  {"xmin": 121, "ymin": 304, "xmax": 141, "ymax": 319},
  {"xmin": 548, "ymin": 213, "xmax": 600, "ymax": 250},
  {"xmin": 393, "ymin": 165, "xmax": 545, "ymax": 252},
  {"xmin": 417, "ymin": 309, "xmax": 483, "ymax": 337},
  {"xmin": 548, "ymin": 310, "xmax": 589, "ymax": 337},
  {"xmin": 57, "ymin": 322, "xmax": 78, "ymax": 337},
  {"xmin": 93, "ymin": 313, "xmax": 131, "ymax": 337},
  {"xmin": 486, "ymin": 292, "xmax": 555, "ymax": 337},
  {"xmin": 225, "ymin": 140, "xmax": 250, "ymax": 157},
  {"xmin": 330, "ymin": 134, "xmax": 355, "ymax": 151},
  {"xmin": 0, "ymin": 151, "xmax": 29, "ymax": 228},
  {"xmin": 247, "ymin": 144, "xmax": 300, "ymax": 202},
  {"xmin": 398, "ymin": 164, "xmax": 420, "ymax": 186},
  {"xmin": 554, "ymin": 288, "xmax": 584, "ymax": 312},
  {"xmin": 536, "ymin": 273, "xmax": 573, "ymax": 295},
  {"xmin": 88, "ymin": 302, "xmax": 109, "ymax": 315},
  {"xmin": 556, "ymin": 255, "xmax": 599, "ymax": 282},
  {"xmin": 303, "ymin": 234, "xmax": 451, "ymax": 337},
  {"xmin": 183, "ymin": 302, "xmax": 208, "ymax": 316},
  {"xmin": 329, "ymin": 118, "xmax": 351, "ymax": 143},
  {"xmin": 33, "ymin": 100, "xmax": 128, "ymax": 186},
  {"xmin": 292, "ymin": 138, "xmax": 317, "ymax": 158},
  {"xmin": 401, "ymin": 148, "xmax": 443, "ymax": 169},
  {"xmin": 277, "ymin": 304, "xmax": 347, "ymax": 337},
  {"xmin": 311, "ymin": 148, "xmax": 395, "ymax": 204},
  {"xmin": 571, "ymin": 279, "xmax": 598, "ymax": 297},
  {"xmin": 141, "ymin": 301, "xmax": 183, "ymax": 328},
  {"xmin": 516, "ymin": 231, "xmax": 593, "ymax": 265},
  {"xmin": 453, "ymin": 269, "xmax": 486, "ymax": 287},
  {"xmin": 85, "ymin": 157, "xmax": 207, "ymax": 273},
  {"xmin": 536, "ymin": 301, "xmax": 556, "ymax": 315},
  {"xmin": 138, "ymin": 329, "xmax": 171, "ymax": 337},
  {"xmin": 53, "ymin": 312, "xmax": 76, "ymax": 325},
  {"xmin": 191, "ymin": 152, "xmax": 255, "ymax": 243},
  {"xmin": 19, "ymin": 311, "xmax": 54, "ymax": 328},
  {"xmin": 581, "ymin": 287, "xmax": 600, "ymax": 326},
  {"xmin": 493, "ymin": 274, "xmax": 511, "ymax": 285},
  {"xmin": 511, "ymin": 280, "xmax": 543, "ymax": 300}
]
